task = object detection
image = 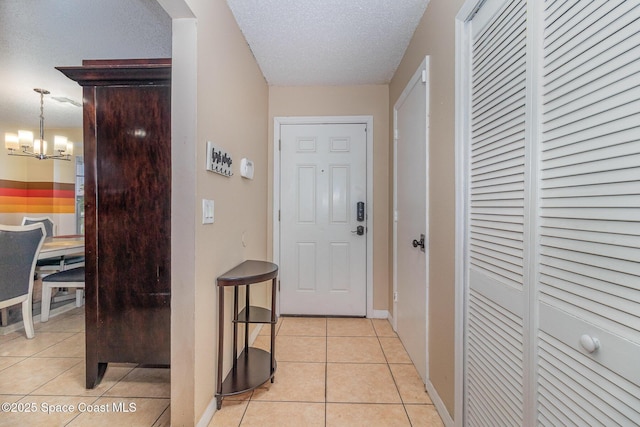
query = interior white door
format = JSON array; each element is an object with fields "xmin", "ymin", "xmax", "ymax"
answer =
[
  {"xmin": 464, "ymin": 0, "xmax": 529, "ymax": 424},
  {"xmin": 394, "ymin": 58, "xmax": 429, "ymax": 384},
  {"xmin": 279, "ymin": 123, "xmax": 367, "ymax": 316},
  {"xmin": 536, "ymin": 1, "xmax": 640, "ymax": 424}
]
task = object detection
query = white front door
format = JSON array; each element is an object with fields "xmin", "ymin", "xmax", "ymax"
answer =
[
  {"xmin": 279, "ymin": 123, "xmax": 367, "ymax": 316},
  {"xmin": 394, "ymin": 57, "xmax": 429, "ymax": 383}
]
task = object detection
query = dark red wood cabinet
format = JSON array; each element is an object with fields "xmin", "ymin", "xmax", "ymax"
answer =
[{"xmin": 58, "ymin": 59, "xmax": 171, "ymax": 388}]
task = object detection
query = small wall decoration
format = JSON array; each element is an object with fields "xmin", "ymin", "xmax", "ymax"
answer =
[{"xmin": 206, "ymin": 141, "xmax": 233, "ymax": 177}]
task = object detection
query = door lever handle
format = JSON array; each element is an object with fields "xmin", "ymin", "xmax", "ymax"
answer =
[
  {"xmin": 351, "ymin": 225, "xmax": 365, "ymax": 236},
  {"xmin": 412, "ymin": 234, "xmax": 425, "ymax": 252}
]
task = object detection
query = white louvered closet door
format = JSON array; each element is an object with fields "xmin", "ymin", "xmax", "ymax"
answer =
[
  {"xmin": 465, "ymin": 0, "xmax": 529, "ymax": 425},
  {"xmin": 537, "ymin": 1, "xmax": 640, "ymax": 425}
]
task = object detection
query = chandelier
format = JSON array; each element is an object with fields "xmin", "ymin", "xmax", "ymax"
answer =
[{"xmin": 4, "ymin": 88, "xmax": 74, "ymax": 161}]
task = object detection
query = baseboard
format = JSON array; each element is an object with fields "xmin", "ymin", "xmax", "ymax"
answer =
[
  {"xmin": 426, "ymin": 379, "xmax": 454, "ymax": 427},
  {"xmin": 0, "ymin": 302, "xmax": 79, "ymax": 336},
  {"xmin": 196, "ymin": 397, "xmax": 217, "ymax": 427},
  {"xmin": 249, "ymin": 323, "xmax": 262, "ymax": 344},
  {"xmin": 197, "ymin": 324, "xmax": 263, "ymax": 427},
  {"xmin": 369, "ymin": 309, "xmax": 389, "ymax": 319}
]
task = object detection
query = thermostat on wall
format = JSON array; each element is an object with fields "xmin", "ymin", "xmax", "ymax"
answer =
[{"xmin": 240, "ymin": 158, "xmax": 254, "ymax": 180}]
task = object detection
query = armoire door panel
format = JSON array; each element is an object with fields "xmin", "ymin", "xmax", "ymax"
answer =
[{"xmin": 95, "ymin": 85, "xmax": 171, "ymax": 362}]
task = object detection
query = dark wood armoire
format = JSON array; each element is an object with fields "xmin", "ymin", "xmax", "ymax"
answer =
[{"xmin": 57, "ymin": 59, "xmax": 171, "ymax": 388}]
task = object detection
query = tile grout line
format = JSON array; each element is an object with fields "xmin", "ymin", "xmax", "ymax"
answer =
[
  {"xmin": 324, "ymin": 316, "xmax": 328, "ymax": 427},
  {"xmin": 375, "ymin": 319, "xmax": 416, "ymax": 426}
]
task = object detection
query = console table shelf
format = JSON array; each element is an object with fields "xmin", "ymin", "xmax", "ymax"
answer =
[
  {"xmin": 235, "ymin": 306, "xmax": 276, "ymax": 324},
  {"xmin": 216, "ymin": 260, "xmax": 278, "ymax": 410}
]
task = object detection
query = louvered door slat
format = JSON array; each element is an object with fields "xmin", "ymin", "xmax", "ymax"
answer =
[
  {"xmin": 542, "ymin": 114, "xmax": 640, "ymax": 151},
  {"xmin": 541, "ymin": 256, "xmax": 636, "ymax": 295},
  {"xmin": 544, "ymin": 1, "xmax": 611, "ymax": 50},
  {"xmin": 541, "ymin": 166, "xmax": 640, "ymax": 190},
  {"xmin": 470, "ymin": 227, "xmax": 523, "ymax": 248},
  {"xmin": 545, "ymin": 2, "xmax": 638, "ymax": 70},
  {"xmin": 544, "ymin": 54, "xmax": 640, "ymax": 114},
  {"xmin": 543, "ymin": 100, "xmax": 640, "ymax": 143},
  {"xmin": 540, "ymin": 225, "xmax": 640, "ymax": 248},
  {"xmin": 472, "ymin": 135, "xmax": 522, "ymax": 162},
  {"xmin": 473, "ymin": 81, "xmax": 525, "ymax": 124},
  {"xmin": 542, "ymin": 140, "xmax": 640, "ymax": 169},
  {"xmin": 544, "ymin": 81, "xmax": 640, "ymax": 127},
  {"xmin": 540, "ymin": 283, "xmax": 640, "ymax": 335},
  {"xmin": 544, "ymin": 1, "xmax": 629, "ymax": 56},
  {"xmin": 544, "ymin": 13, "xmax": 640, "ymax": 95},
  {"xmin": 473, "ymin": 68, "xmax": 526, "ymax": 115},
  {"xmin": 473, "ymin": 0, "xmax": 525, "ymax": 66},
  {"xmin": 541, "ymin": 126, "xmax": 640, "ymax": 159}
]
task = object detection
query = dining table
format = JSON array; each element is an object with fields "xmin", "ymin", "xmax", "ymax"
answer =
[{"xmin": 38, "ymin": 235, "xmax": 85, "ymax": 260}]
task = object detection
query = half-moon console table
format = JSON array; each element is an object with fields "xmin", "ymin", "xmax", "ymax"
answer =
[{"xmin": 216, "ymin": 260, "xmax": 278, "ymax": 409}]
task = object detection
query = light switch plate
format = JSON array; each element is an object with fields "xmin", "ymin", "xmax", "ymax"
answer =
[{"xmin": 202, "ymin": 199, "xmax": 214, "ymax": 224}]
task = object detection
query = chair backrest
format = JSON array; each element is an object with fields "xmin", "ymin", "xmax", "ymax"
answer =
[
  {"xmin": 0, "ymin": 223, "xmax": 46, "ymax": 302},
  {"xmin": 21, "ymin": 216, "xmax": 55, "ymax": 237}
]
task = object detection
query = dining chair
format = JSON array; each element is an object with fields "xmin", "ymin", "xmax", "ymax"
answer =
[
  {"xmin": 21, "ymin": 216, "xmax": 55, "ymax": 237},
  {"xmin": 0, "ymin": 223, "xmax": 46, "ymax": 339},
  {"xmin": 41, "ymin": 266, "xmax": 85, "ymax": 322}
]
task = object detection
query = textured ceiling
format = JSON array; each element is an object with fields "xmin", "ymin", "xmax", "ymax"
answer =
[
  {"xmin": 226, "ymin": 0, "xmax": 429, "ymax": 86},
  {"xmin": 1, "ymin": 1, "xmax": 429, "ymax": 129},
  {"xmin": 0, "ymin": 0, "xmax": 171, "ymax": 129}
]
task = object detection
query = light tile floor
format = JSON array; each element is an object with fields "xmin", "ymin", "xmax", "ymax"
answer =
[
  {"xmin": 0, "ymin": 312, "xmax": 444, "ymax": 426},
  {"xmin": 0, "ymin": 308, "xmax": 170, "ymax": 427},
  {"xmin": 210, "ymin": 317, "xmax": 444, "ymax": 427}
]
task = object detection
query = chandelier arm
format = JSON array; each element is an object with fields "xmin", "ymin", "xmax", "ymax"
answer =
[{"xmin": 39, "ymin": 90, "xmax": 45, "ymax": 146}]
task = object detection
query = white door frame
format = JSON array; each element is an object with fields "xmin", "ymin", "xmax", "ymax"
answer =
[
  {"xmin": 273, "ymin": 116, "xmax": 374, "ymax": 317},
  {"xmin": 392, "ymin": 55, "xmax": 430, "ymax": 384},
  {"xmin": 455, "ymin": 4, "xmax": 475, "ymax": 426}
]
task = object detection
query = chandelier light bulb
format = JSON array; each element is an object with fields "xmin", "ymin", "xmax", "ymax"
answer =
[
  {"xmin": 5, "ymin": 133, "xmax": 19, "ymax": 151},
  {"xmin": 18, "ymin": 130, "xmax": 34, "ymax": 149},
  {"xmin": 54, "ymin": 135, "xmax": 68, "ymax": 153}
]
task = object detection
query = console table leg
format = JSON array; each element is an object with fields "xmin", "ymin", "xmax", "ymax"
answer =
[{"xmin": 216, "ymin": 286, "xmax": 224, "ymax": 400}]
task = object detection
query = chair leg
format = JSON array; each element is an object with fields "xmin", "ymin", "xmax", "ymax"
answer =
[
  {"xmin": 75, "ymin": 289, "xmax": 84, "ymax": 307},
  {"xmin": 21, "ymin": 300, "xmax": 34, "ymax": 339},
  {"xmin": 41, "ymin": 285, "xmax": 54, "ymax": 322}
]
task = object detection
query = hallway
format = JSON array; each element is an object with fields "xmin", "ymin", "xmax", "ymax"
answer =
[
  {"xmin": 0, "ymin": 310, "xmax": 442, "ymax": 426},
  {"xmin": 210, "ymin": 317, "xmax": 443, "ymax": 426}
]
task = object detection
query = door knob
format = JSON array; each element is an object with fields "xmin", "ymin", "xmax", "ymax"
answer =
[
  {"xmin": 579, "ymin": 334, "xmax": 601, "ymax": 353},
  {"xmin": 412, "ymin": 234, "xmax": 425, "ymax": 252},
  {"xmin": 351, "ymin": 225, "xmax": 365, "ymax": 236}
]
